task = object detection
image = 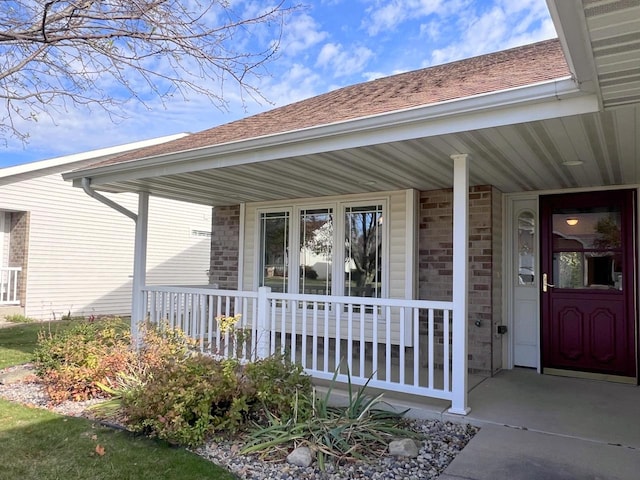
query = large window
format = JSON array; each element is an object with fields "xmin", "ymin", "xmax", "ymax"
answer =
[
  {"xmin": 259, "ymin": 211, "xmax": 290, "ymax": 293},
  {"xmin": 299, "ymin": 208, "xmax": 333, "ymax": 295},
  {"xmin": 344, "ymin": 205, "xmax": 383, "ymax": 298},
  {"xmin": 258, "ymin": 202, "xmax": 386, "ymax": 298}
]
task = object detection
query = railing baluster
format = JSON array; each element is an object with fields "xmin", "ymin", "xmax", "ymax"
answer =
[
  {"xmin": 428, "ymin": 308, "xmax": 435, "ymax": 389},
  {"xmin": 359, "ymin": 305, "xmax": 365, "ymax": 378},
  {"xmin": 280, "ymin": 300, "xmax": 287, "ymax": 356},
  {"xmin": 385, "ymin": 306, "xmax": 391, "ymax": 382},
  {"xmin": 270, "ymin": 299, "xmax": 276, "ymax": 354},
  {"xmin": 335, "ymin": 302, "xmax": 341, "ymax": 372},
  {"xmin": 413, "ymin": 308, "xmax": 419, "ymax": 387},
  {"xmin": 290, "ymin": 300, "xmax": 297, "ymax": 364},
  {"xmin": 347, "ymin": 303, "xmax": 353, "ymax": 374},
  {"xmin": 301, "ymin": 301, "xmax": 308, "ymax": 369},
  {"xmin": 399, "ymin": 307, "xmax": 406, "ymax": 385},
  {"xmin": 199, "ymin": 295, "xmax": 206, "ymax": 352},
  {"xmin": 372, "ymin": 306, "xmax": 378, "ymax": 380},
  {"xmin": 444, "ymin": 309, "xmax": 451, "ymax": 393},
  {"xmin": 323, "ymin": 302, "xmax": 329, "ymax": 373}
]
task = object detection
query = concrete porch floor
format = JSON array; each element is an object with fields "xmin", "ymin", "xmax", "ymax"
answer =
[{"xmin": 396, "ymin": 368, "xmax": 640, "ymax": 479}]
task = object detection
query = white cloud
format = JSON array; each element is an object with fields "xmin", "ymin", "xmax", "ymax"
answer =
[
  {"xmin": 281, "ymin": 13, "xmax": 329, "ymax": 57},
  {"xmin": 427, "ymin": 1, "xmax": 556, "ymax": 66},
  {"xmin": 363, "ymin": 0, "xmax": 455, "ymax": 36},
  {"xmin": 261, "ymin": 63, "xmax": 324, "ymax": 106},
  {"xmin": 316, "ymin": 43, "xmax": 374, "ymax": 77}
]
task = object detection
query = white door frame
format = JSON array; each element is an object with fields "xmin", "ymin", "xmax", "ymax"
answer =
[{"xmin": 504, "ymin": 185, "xmax": 640, "ymax": 373}]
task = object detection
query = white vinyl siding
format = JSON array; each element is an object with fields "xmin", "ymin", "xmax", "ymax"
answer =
[
  {"xmin": 1, "ymin": 168, "xmax": 211, "ymax": 320},
  {"xmin": 241, "ymin": 190, "xmax": 416, "ymax": 299}
]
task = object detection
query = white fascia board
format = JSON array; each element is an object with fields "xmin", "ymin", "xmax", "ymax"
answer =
[
  {"xmin": 67, "ymin": 78, "xmax": 598, "ymax": 188},
  {"xmin": 546, "ymin": 0, "xmax": 600, "ymax": 96},
  {"xmin": 2, "ymin": 133, "xmax": 188, "ymax": 180}
]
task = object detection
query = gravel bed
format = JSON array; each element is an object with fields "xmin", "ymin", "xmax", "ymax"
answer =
[{"xmin": 0, "ymin": 364, "xmax": 478, "ymax": 479}]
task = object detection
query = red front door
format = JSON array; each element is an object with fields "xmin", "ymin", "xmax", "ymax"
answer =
[{"xmin": 540, "ymin": 190, "xmax": 637, "ymax": 378}]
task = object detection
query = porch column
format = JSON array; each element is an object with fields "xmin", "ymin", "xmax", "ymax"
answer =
[
  {"xmin": 449, "ymin": 154, "xmax": 470, "ymax": 415},
  {"xmin": 131, "ymin": 192, "xmax": 149, "ymax": 345}
]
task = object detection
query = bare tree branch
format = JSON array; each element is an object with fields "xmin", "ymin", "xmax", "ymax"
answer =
[{"xmin": 0, "ymin": 0, "xmax": 300, "ymax": 142}]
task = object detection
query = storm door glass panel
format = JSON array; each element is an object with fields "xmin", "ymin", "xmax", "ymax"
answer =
[
  {"xmin": 299, "ymin": 208, "xmax": 333, "ymax": 295},
  {"xmin": 259, "ymin": 212, "xmax": 289, "ymax": 293},
  {"xmin": 344, "ymin": 205, "xmax": 383, "ymax": 298},
  {"xmin": 517, "ymin": 211, "xmax": 535, "ymax": 286},
  {"xmin": 551, "ymin": 206, "xmax": 622, "ymax": 290}
]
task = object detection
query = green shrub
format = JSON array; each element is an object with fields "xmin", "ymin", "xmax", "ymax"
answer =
[
  {"xmin": 115, "ymin": 354, "xmax": 313, "ymax": 448},
  {"xmin": 3, "ymin": 313, "xmax": 37, "ymax": 323},
  {"xmin": 32, "ymin": 319, "xmax": 193, "ymax": 404},
  {"xmin": 244, "ymin": 355, "xmax": 313, "ymax": 423},
  {"xmin": 33, "ymin": 318, "xmax": 134, "ymax": 403},
  {"xmin": 121, "ymin": 356, "xmax": 250, "ymax": 446}
]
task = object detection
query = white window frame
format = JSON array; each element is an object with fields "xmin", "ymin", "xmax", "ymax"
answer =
[{"xmin": 254, "ymin": 197, "xmax": 389, "ymax": 299}]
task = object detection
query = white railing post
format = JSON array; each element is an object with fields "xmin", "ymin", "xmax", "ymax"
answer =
[
  {"xmin": 449, "ymin": 154, "xmax": 471, "ymax": 415},
  {"xmin": 255, "ymin": 286, "xmax": 271, "ymax": 359}
]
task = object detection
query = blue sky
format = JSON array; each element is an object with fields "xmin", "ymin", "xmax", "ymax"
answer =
[{"xmin": 0, "ymin": 0, "xmax": 556, "ymax": 168}]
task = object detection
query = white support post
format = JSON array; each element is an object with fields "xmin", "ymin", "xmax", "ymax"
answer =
[
  {"xmin": 131, "ymin": 192, "xmax": 149, "ymax": 346},
  {"xmin": 255, "ymin": 286, "xmax": 271, "ymax": 359},
  {"xmin": 449, "ymin": 154, "xmax": 471, "ymax": 415}
]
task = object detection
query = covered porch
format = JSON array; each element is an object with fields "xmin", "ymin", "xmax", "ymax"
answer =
[{"xmin": 63, "ymin": 0, "xmax": 640, "ymax": 416}]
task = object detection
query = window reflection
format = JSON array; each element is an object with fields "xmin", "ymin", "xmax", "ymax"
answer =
[
  {"xmin": 518, "ymin": 211, "xmax": 535, "ymax": 286},
  {"xmin": 344, "ymin": 205, "xmax": 383, "ymax": 298},
  {"xmin": 551, "ymin": 206, "xmax": 622, "ymax": 290},
  {"xmin": 259, "ymin": 212, "xmax": 289, "ymax": 293},
  {"xmin": 299, "ymin": 209, "xmax": 333, "ymax": 295}
]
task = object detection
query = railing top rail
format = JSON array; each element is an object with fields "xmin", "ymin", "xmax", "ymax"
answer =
[
  {"xmin": 142, "ymin": 285, "xmax": 453, "ymax": 311},
  {"xmin": 267, "ymin": 291, "xmax": 453, "ymax": 310},
  {"xmin": 142, "ymin": 285, "xmax": 259, "ymax": 298},
  {"xmin": 0, "ymin": 266, "xmax": 22, "ymax": 272}
]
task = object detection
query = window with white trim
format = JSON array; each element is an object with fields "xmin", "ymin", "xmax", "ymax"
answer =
[{"xmin": 258, "ymin": 201, "xmax": 386, "ymax": 298}]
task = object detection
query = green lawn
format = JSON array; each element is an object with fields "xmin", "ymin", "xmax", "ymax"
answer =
[
  {"xmin": 0, "ymin": 399, "xmax": 236, "ymax": 480},
  {"xmin": 0, "ymin": 321, "xmax": 237, "ymax": 480},
  {"xmin": 0, "ymin": 320, "xmax": 81, "ymax": 368}
]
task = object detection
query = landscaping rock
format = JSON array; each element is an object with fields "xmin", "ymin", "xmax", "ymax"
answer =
[
  {"xmin": 389, "ymin": 438, "xmax": 419, "ymax": 458},
  {"xmin": 286, "ymin": 446, "xmax": 313, "ymax": 467},
  {"xmin": 0, "ymin": 365, "xmax": 33, "ymax": 385}
]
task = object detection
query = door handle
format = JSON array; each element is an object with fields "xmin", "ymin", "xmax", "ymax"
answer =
[{"xmin": 542, "ymin": 273, "xmax": 555, "ymax": 292}]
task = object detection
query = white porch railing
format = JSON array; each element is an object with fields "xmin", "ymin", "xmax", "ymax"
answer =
[
  {"xmin": 143, "ymin": 285, "xmax": 455, "ymax": 402},
  {"xmin": 0, "ymin": 267, "xmax": 21, "ymax": 305}
]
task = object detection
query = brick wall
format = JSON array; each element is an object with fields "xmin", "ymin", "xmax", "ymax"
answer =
[
  {"xmin": 418, "ymin": 186, "xmax": 502, "ymax": 375},
  {"xmin": 8, "ymin": 211, "xmax": 30, "ymax": 306},
  {"xmin": 209, "ymin": 206, "xmax": 240, "ymax": 289}
]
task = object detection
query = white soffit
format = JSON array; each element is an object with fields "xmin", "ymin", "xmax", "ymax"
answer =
[{"xmin": 550, "ymin": 0, "xmax": 640, "ymax": 108}]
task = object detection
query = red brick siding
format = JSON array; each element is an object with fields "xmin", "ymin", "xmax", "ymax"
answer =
[
  {"xmin": 208, "ymin": 206, "xmax": 240, "ymax": 290},
  {"xmin": 8, "ymin": 211, "xmax": 30, "ymax": 306},
  {"xmin": 418, "ymin": 186, "xmax": 502, "ymax": 375}
]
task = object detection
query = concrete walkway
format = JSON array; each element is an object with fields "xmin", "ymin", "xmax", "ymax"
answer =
[{"xmin": 439, "ymin": 369, "xmax": 640, "ymax": 480}]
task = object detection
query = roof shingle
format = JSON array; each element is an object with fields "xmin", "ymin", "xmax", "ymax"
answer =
[{"xmin": 93, "ymin": 39, "xmax": 569, "ymax": 168}]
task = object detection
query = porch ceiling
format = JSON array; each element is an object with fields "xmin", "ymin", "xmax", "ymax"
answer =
[
  {"xmin": 584, "ymin": 0, "xmax": 640, "ymax": 108},
  {"xmin": 89, "ymin": 105, "xmax": 640, "ymax": 206}
]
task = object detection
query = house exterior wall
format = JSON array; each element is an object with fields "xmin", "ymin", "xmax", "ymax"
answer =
[
  {"xmin": 418, "ymin": 185, "xmax": 502, "ymax": 375},
  {"xmin": 0, "ymin": 170, "xmax": 211, "ymax": 320},
  {"xmin": 208, "ymin": 186, "xmax": 503, "ymax": 376}
]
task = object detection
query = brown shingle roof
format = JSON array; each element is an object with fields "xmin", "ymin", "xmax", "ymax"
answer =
[{"xmin": 93, "ymin": 39, "xmax": 569, "ymax": 168}]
